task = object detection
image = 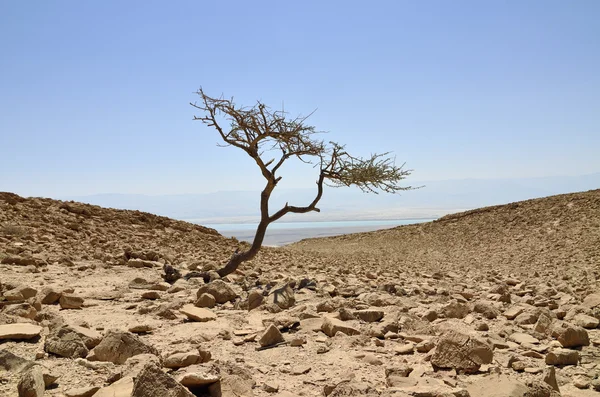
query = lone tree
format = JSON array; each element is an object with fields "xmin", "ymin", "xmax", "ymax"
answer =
[{"xmin": 190, "ymin": 88, "xmax": 413, "ymax": 279}]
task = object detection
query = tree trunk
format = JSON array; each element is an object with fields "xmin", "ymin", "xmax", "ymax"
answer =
[{"xmin": 216, "ymin": 218, "xmax": 270, "ymax": 278}]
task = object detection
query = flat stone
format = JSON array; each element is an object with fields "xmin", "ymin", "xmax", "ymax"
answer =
[
  {"xmin": 180, "ymin": 305, "xmax": 216, "ymax": 322},
  {"xmin": 65, "ymin": 386, "xmax": 102, "ymax": 397},
  {"xmin": 321, "ymin": 317, "xmax": 360, "ymax": 337},
  {"xmin": 175, "ymin": 365, "xmax": 220, "ymax": 387},
  {"xmin": 509, "ymin": 332, "xmax": 539, "ymax": 345},
  {"xmin": 573, "ymin": 314, "xmax": 599, "ymax": 329},
  {"xmin": 394, "ymin": 343, "xmax": 415, "ymax": 355},
  {"xmin": 141, "ymin": 291, "xmax": 160, "ymax": 300},
  {"xmin": 0, "ymin": 323, "xmax": 42, "ymax": 340},
  {"xmin": 164, "ymin": 352, "xmax": 201, "ymax": 369},
  {"xmin": 504, "ymin": 306, "xmax": 524, "ymax": 320}
]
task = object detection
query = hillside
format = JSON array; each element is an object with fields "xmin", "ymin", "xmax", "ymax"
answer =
[
  {"xmin": 290, "ymin": 189, "xmax": 600, "ymax": 283},
  {"xmin": 1, "ymin": 190, "xmax": 600, "ymax": 397}
]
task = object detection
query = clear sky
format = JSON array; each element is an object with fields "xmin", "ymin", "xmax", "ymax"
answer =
[{"xmin": 1, "ymin": 1, "xmax": 599, "ymax": 197}]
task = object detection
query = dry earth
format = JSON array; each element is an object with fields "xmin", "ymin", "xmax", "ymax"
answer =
[{"xmin": 1, "ymin": 190, "xmax": 599, "ymax": 397}]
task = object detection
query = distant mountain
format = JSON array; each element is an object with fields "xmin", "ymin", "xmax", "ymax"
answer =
[{"xmin": 65, "ymin": 173, "xmax": 600, "ymax": 223}]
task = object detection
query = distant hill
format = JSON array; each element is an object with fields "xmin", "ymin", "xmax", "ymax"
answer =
[
  {"xmin": 64, "ymin": 173, "xmax": 600, "ymax": 223},
  {"xmin": 289, "ymin": 188, "xmax": 600, "ymax": 275}
]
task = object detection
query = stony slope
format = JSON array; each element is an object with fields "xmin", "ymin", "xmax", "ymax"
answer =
[
  {"xmin": 290, "ymin": 189, "xmax": 600, "ymax": 292},
  {"xmin": 0, "ymin": 190, "xmax": 599, "ymax": 397}
]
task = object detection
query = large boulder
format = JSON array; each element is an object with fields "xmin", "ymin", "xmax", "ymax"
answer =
[
  {"xmin": 431, "ymin": 330, "xmax": 493, "ymax": 373},
  {"xmin": 553, "ymin": 323, "xmax": 589, "ymax": 347},
  {"xmin": 87, "ymin": 330, "xmax": 158, "ymax": 364},
  {"xmin": 45, "ymin": 326, "xmax": 89, "ymax": 358},
  {"xmin": 17, "ymin": 365, "xmax": 45, "ymax": 397},
  {"xmin": 196, "ymin": 280, "xmax": 238, "ymax": 304},
  {"xmin": 131, "ymin": 363, "xmax": 194, "ymax": 397}
]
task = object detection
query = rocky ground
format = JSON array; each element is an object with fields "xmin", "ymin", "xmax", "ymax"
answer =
[{"xmin": 0, "ymin": 190, "xmax": 599, "ymax": 397}]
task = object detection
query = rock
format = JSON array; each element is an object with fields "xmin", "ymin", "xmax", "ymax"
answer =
[
  {"xmin": 131, "ymin": 363, "xmax": 194, "ymax": 397},
  {"xmin": 269, "ymin": 283, "xmax": 295, "ymax": 309},
  {"xmin": 545, "ymin": 348, "xmax": 579, "ymax": 365},
  {"xmin": 45, "ymin": 326, "xmax": 89, "ymax": 358},
  {"xmin": 17, "ymin": 365, "xmax": 45, "ymax": 397},
  {"xmin": 18, "ymin": 286, "xmax": 37, "ymax": 299},
  {"xmin": 196, "ymin": 280, "xmax": 238, "ymax": 304},
  {"xmin": 263, "ymin": 381, "xmax": 279, "ymax": 392},
  {"xmin": 582, "ymin": 293, "xmax": 600, "ymax": 309},
  {"xmin": 289, "ymin": 335, "xmax": 306, "ymax": 347},
  {"xmin": 180, "ymin": 304, "xmax": 217, "ymax": 322},
  {"xmin": 0, "ymin": 350, "xmax": 33, "ymax": 372},
  {"xmin": 87, "ymin": 330, "xmax": 159, "ymax": 364},
  {"xmin": 164, "ymin": 351, "xmax": 201, "ymax": 369},
  {"xmin": 431, "ymin": 330, "xmax": 493, "ymax": 373},
  {"xmin": 572, "ymin": 375, "xmax": 590, "ymax": 389},
  {"xmin": 504, "ymin": 306, "xmax": 525, "ymax": 320},
  {"xmin": 385, "ymin": 365, "xmax": 413, "ymax": 387},
  {"xmin": 67, "ymin": 325, "xmax": 102, "ymax": 348},
  {"xmin": 394, "ymin": 343, "xmax": 414, "ymax": 355},
  {"xmin": 129, "ymin": 324, "xmax": 153, "ymax": 334},
  {"xmin": 416, "ymin": 339, "xmax": 435, "ymax": 353},
  {"xmin": 127, "ymin": 258, "xmax": 159, "ymax": 268},
  {"xmin": 515, "ymin": 311, "xmax": 539, "ymax": 325},
  {"xmin": 94, "ymin": 377, "xmax": 134, "ymax": 397},
  {"xmin": 247, "ymin": 290, "xmax": 264, "ymax": 310},
  {"xmin": 141, "ymin": 291, "xmax": 160, "ymax": 300},
  {"xmin": 573, "ymin": 314, "xmax": 599, "ymax": 329},
  {"xmin": 0, "ymin": 323, "xmax": 42, "ymax": 340},
  {"xmin": 509, "ymin": 332, "xmax": 539, "ymax": 345},
  {"xmin": 195, "ymin": 293, "xmax": 216, "ymax": 308},
  {"xmin": 543, "ymin": 366, "xmax": 559, "ymax": 392},
  {"xmin": 467, "ymin": 375, "xmax": 529, "ymax": 397},
  {"xmin": 555, "ymin": 323, "xmax": 589, "ymax": 347},
  {"xmin": 321, "ymin": 317, "xmax": 360, "ymax": 337},
  {"xmin": 354, "ymin": 309, "xmax": 384, "ymax": 322},
  {"xmin": 360, "ymin": 353, "xmax": 382, "ymax": 365},
  {"xmin": 259, "ymin": 324, "xmax": 285, "ymax": 347},
  {"xmin": 443, "ymin": 301, "xmax": 470, "ymax": 318},
  {"xmin": 65, "ymin": 386, "xmax": 102, "ymax": 397},
  {"xmin": 212, "ymin": 374, "xmax": 253, "ymax": 397},
  {"xmin": 473, "ymin": 301, "xmax": 500, "ymax": 319},
  {"xmin": 175, "ymin": 364, "xmax": 220, "ymax": 387},
  {"xmin": 59, "ymin": 294, "xmax": 84, "ymax": 309},
  {"xmin": 534, "ymin": 313, "xmax": 553, "ymax": 334},
  {"xmin": 129, "ymin": 278, "xmax": 170, "ymax": 291},
  {"xmin": 291, "ymin": 365, "xmax": 311, "ymax": 374}
]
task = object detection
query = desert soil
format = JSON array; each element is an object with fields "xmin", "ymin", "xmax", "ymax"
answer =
[{"xmin": 1, "ymin": 189, "xmax": 599, "ymax": 397}]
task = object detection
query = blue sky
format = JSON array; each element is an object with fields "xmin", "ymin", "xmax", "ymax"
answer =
[{"xmin": 1, "ymin": 1, "xmax": 599, "ymax": 197}]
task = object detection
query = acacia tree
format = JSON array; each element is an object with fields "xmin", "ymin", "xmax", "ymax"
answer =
[{"xmin": 190, "ymin": 88, "xmax": 413, "ymax": 279}]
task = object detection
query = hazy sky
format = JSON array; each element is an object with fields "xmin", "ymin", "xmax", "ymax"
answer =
[{"xmin": 1, "ymin": 1, "xmax": 599, "ymax": 197}]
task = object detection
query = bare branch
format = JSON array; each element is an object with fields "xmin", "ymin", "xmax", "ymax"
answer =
[{"xmin": 188, "ymin": 88, "xmax": 415, "ymax": 279}]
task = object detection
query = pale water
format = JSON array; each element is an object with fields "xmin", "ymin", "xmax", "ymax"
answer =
[{"xmin": 202, "ymin": 219, "xmax": 435, "ymax": 246}]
